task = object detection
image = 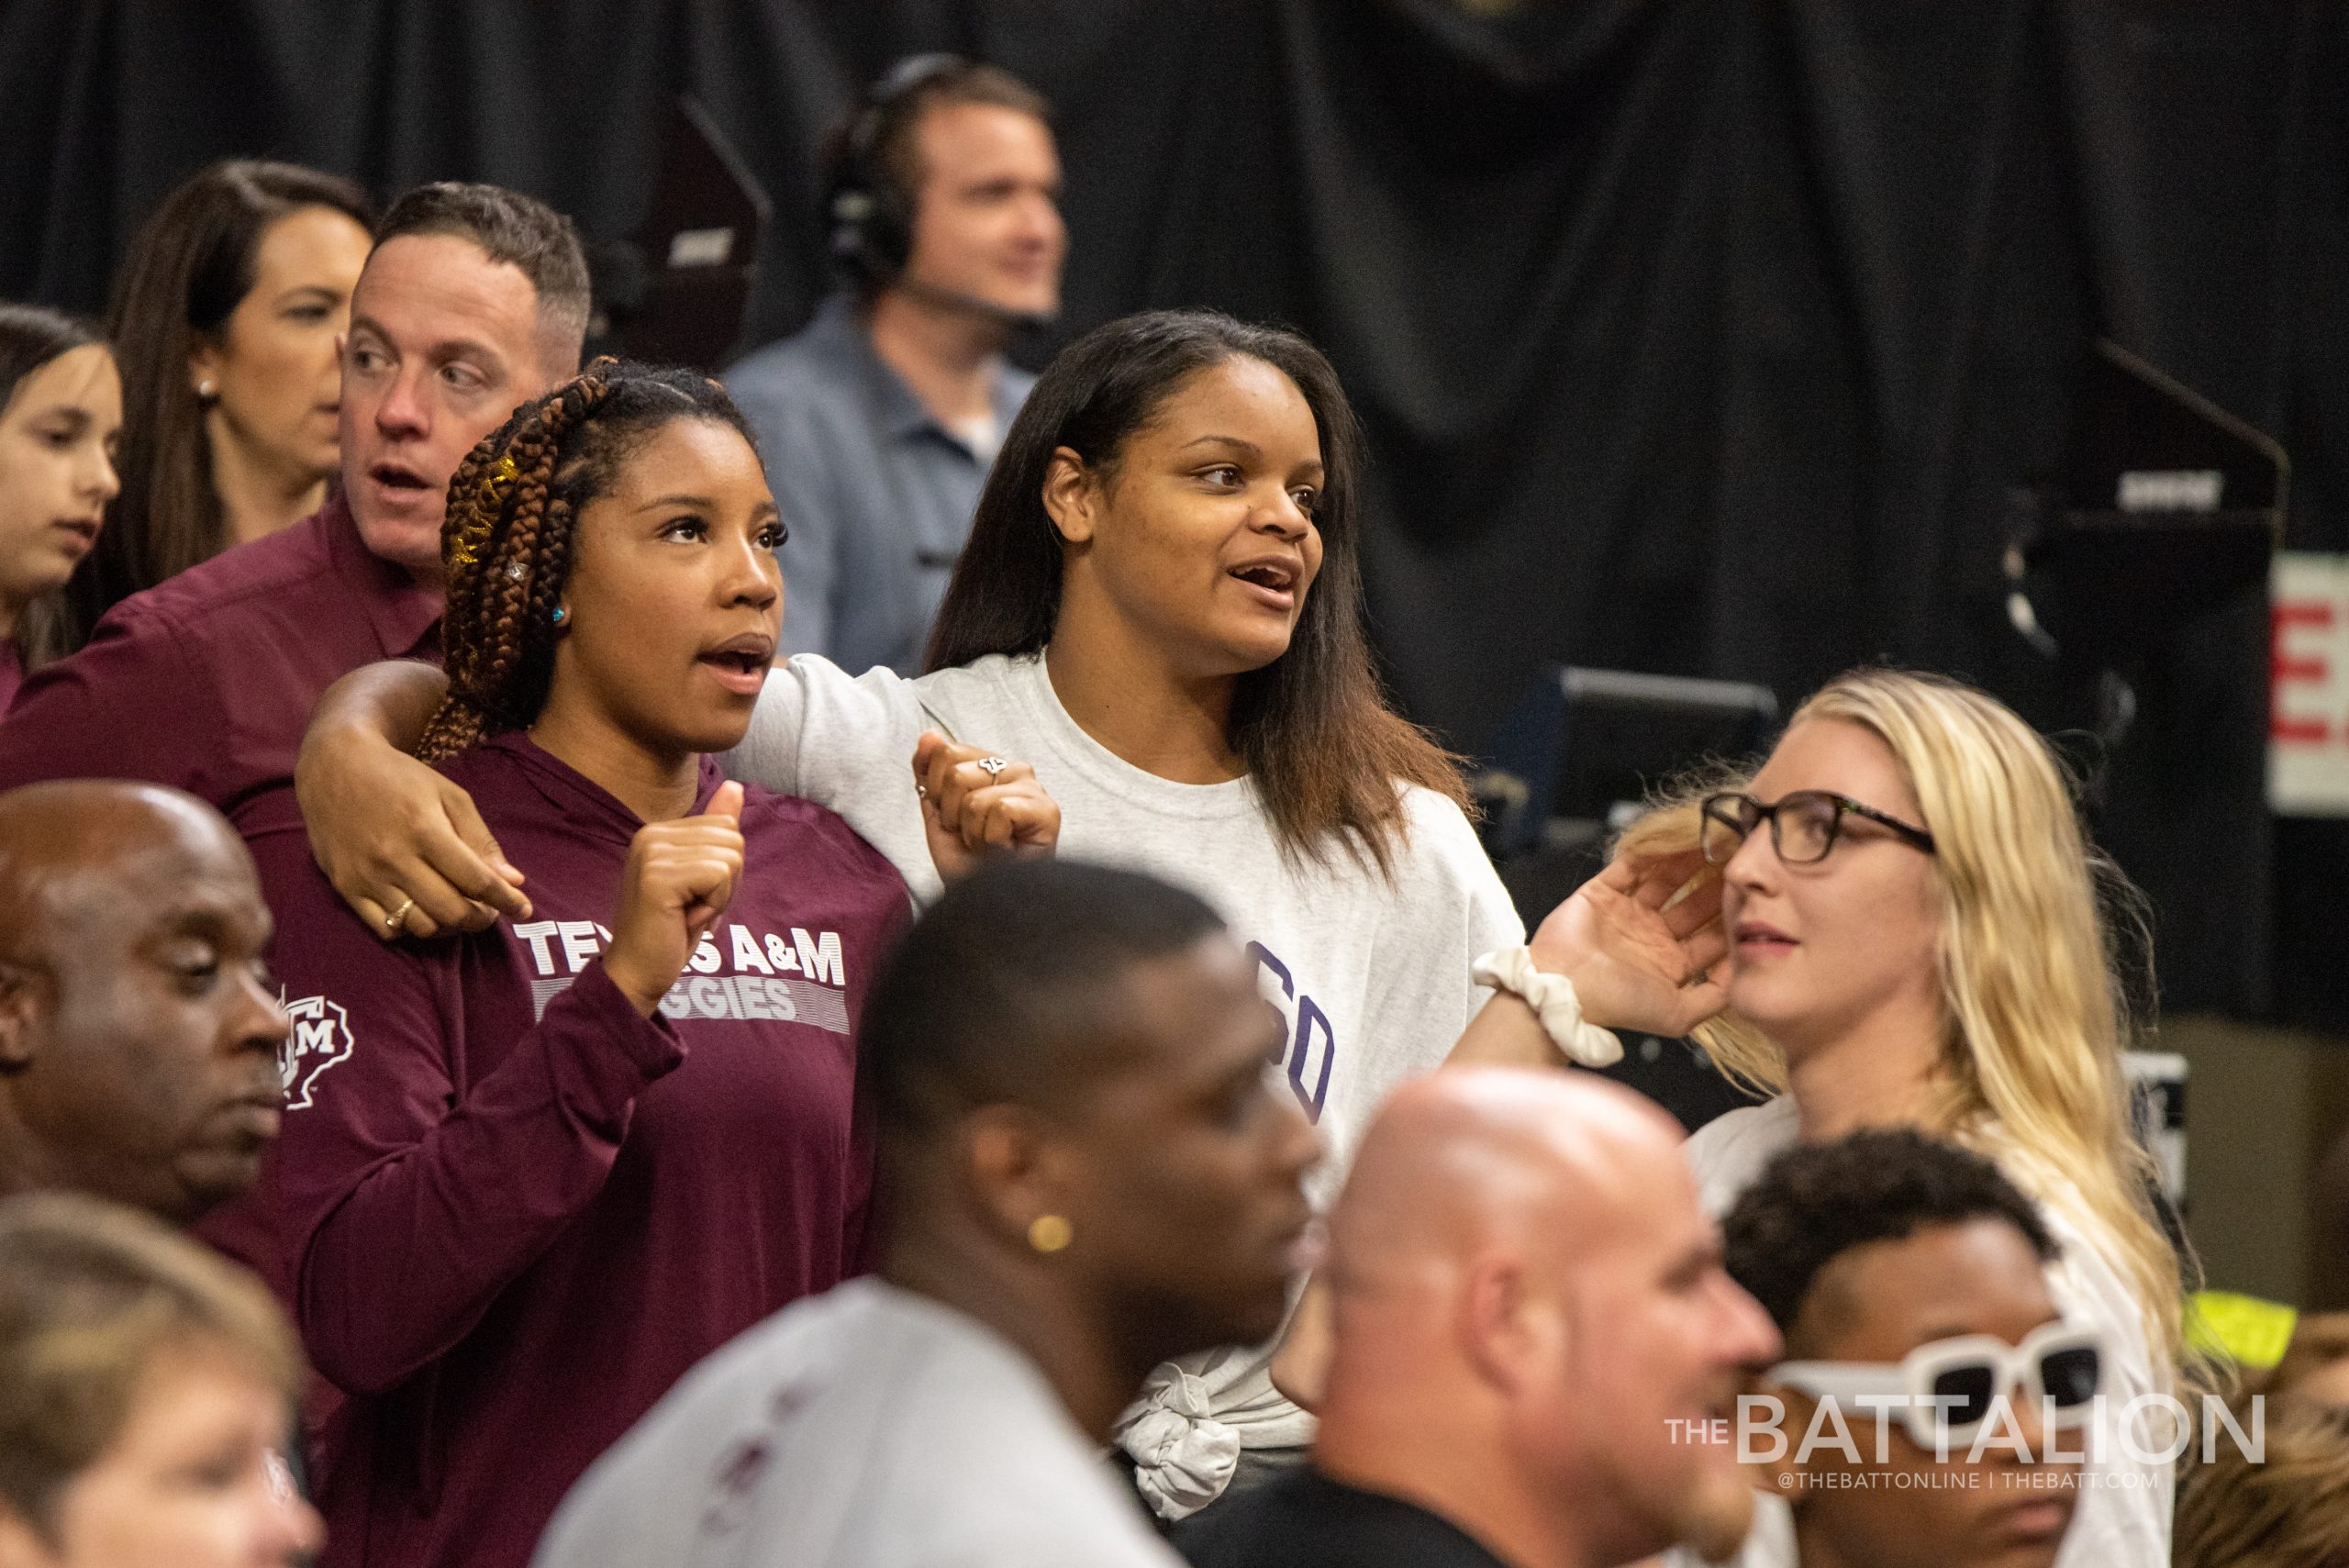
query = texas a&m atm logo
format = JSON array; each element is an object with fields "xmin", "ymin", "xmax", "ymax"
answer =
[{"xmin": 279, "ymin": 995, "xmax": 355, "ymax": 1110}]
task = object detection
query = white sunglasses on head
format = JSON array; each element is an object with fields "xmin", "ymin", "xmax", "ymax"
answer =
[{"xmin": 1767, "ymin": 1320, "xmax": 2105, "ymax": 1452}]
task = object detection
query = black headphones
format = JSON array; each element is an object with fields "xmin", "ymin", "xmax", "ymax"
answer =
[{"xmin": 827, "ymin": 53, "xmax": 974, "ymax": 284}]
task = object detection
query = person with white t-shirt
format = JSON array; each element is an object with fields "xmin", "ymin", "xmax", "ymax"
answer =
[
  {"xmin": 293, "ymin": 308, "xmax": 1526, "ymax": 1519},
  {"xmin": 531, "ymin": 860, "xmax": 1322, "ymax": 1568},
  {"xmin": 1442, "ymin": 668, "xmax": 2188, "ymax": 1568}
]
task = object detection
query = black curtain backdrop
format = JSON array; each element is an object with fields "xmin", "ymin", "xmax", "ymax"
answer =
[{"xmin": 4, "ymin": 0, "xmax": 2341, "ymax": 1022}]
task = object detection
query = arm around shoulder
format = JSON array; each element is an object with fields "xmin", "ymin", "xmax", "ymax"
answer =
[
  {"xmin": 295, "ymin": 660, "xmax": 531, "ymax": 938},
  {"xmin": 721, "ymin": 652, "xmax": 924, "ymax": 803}
]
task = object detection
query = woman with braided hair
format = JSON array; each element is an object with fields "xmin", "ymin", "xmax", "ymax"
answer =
[{"xmin": 241, "ymin": 361, "xmax": 1032, "ymax": 1568}]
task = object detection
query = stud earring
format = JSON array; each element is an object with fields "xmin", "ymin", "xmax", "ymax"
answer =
[
  {"xmin": 551, "ymin": 606, "xmax": 569, "ymax": 626},
  {"xmin": 195, "ymin": 378, "xmax": 216, "ymax": 401},
  {"xmin": 1028, "ymin": 1215, "xmax": 1073, "ymax": 1254}
]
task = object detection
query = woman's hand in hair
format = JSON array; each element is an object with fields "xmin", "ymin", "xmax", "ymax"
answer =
[
  {"xmin": 1527, "ymin": 848, "xmax": 1731, "ymax": 1039},
  {"xmin": 602, "ymin": 782, "xmax": 746, "ymax": 1018},
  {"xmin": 297, "ymin": 661, "xmax": 531, "ymax": 940},
  {"xmin": 912, "ymin": 731, "xmax": 1063, "ymax": 884}
]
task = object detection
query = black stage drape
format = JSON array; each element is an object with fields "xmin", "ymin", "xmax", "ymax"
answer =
[{"xmin": 4, "ymin": 0, "xmax": 2340, "ymax": 1022}]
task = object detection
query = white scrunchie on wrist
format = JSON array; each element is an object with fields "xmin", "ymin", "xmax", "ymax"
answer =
[{"xmin": 1472, "ymin": 947, "xmax": 1625, "ymax": 1068}]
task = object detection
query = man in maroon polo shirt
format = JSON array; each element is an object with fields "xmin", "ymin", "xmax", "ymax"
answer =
[{"xmin": 0, "ymin": 183, "xmax": 588, "ymax": 873}]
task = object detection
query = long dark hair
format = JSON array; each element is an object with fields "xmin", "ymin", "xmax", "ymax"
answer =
[
  {"xmin": 417, "ymin": 360, "xmax": 758, "ymax": 762},
  {"xmin": 0, "ymin": 305, "xmax": 105, "ymax": 670},
  {"xmin": 926, "ymin": 309, "xmax": 1466, "ymax": 876},
  {"xmin": 66, "ymin": 161, "xmax": 374, "ymax": 645}
]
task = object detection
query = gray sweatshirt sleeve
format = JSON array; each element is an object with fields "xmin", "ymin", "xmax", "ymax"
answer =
[{"xmin": 721, "ymin": 655, "xmax": 942, "ymax": 902}]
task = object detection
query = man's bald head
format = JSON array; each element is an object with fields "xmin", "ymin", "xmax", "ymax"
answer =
[
  {"xmin": 0, "ymin": 782, "xmax": 251, "ymax": 951},
  {"xmin": 1311, "ymin": 1069, "xmax": 1778, "ymax": 1568},
  {"xmin": 0, "ymin": 783, "xmax": 286, "ymax": 1225},
  {"xmin": 1326, "ymin": 1069, "xmax": 1684, "ymax": 1306}
]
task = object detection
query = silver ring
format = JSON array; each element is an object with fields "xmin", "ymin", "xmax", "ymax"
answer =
[
  {"xmin": 976, "ymin": 756, "xmax": 1009, "ymax": 779},
  {"xmin": 384, "ymin": 895, "xmax": 417, "ymax": 934}
]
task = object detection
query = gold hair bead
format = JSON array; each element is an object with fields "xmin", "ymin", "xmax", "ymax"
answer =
[
  {"xmin": 447, "ymin": 513, "xmax": 495, "ymax": 570},
  {"xmin": 476, "ymin": 452, "xmax": 521, "ymax": 512}
]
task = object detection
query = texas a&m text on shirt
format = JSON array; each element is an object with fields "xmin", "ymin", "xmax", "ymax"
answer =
[{"xmin": 247, "ymin": 734, "xmax": 909, "ymax": 1568}]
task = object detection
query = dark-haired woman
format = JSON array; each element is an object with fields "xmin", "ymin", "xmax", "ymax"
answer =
[
  {"xmin": 296, "ymin": 309, "xmax": 1523, "ymax": 1519},
  {"xmin": 64, "ymin": 160, "xmax": 373, "ymax": 644},
  {"xmin": 0, "ymin": 306, "xmax": 119, "ymax": 701},
  {"xmin": 246, "ymin": 363, "xmax": 1040, "ymax": 1568}
]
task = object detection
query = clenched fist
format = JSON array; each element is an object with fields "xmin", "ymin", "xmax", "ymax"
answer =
[
  {"xmin": 602, "ymin": 782, "xmax": 747, "ymax": 1016},
  {"xmin": 912, "ymin": 731, "xmax": 1061, "ymax": 884}
]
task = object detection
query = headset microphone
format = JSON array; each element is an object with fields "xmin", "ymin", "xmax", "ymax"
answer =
[{"xmin": 826, "ymin": 53, "xmax": 1056, "ymax": 333}]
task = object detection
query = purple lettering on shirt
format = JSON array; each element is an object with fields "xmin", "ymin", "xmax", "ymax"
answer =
[
  {"xmin": 1246, "ymin": 940, "xmax": 1337, "ymax": 1121},
  {"xmin": 1289, "ymin": 995, "xmax": 1335, "ymax": 1119}
]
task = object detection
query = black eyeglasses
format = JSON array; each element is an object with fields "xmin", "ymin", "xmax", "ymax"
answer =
[{"xmin": 1699, "ymin": 790, "xmax": 1937, "ymax": 866}]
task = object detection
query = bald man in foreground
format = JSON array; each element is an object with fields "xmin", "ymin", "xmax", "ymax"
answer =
[
  {"xmin": 1180, "ymin": 1070, "xmax": 1780, "ymax": 1568},
  {"xmin": 0, "ymin": 780, "xmax": 287, "ymax": 1224}
]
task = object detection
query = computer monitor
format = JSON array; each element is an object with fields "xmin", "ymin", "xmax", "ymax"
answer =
[{"xmin": 1478, "ymin": 665, "xmax": 1779, "ymax": 860}]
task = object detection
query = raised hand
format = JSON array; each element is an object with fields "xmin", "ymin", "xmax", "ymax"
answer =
[
  {"xmin": 911, "ymin": 731, "xmax": 1062, "ymax": 884},
  {"xmin": 601, "ymin": 782, "xmax": 746, "ymax": 1016},
  {"xmin": 1527, "ymin": 847, "xmax": 1731, "ymax": 1039}
]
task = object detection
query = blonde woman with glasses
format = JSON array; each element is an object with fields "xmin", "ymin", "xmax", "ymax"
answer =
[{"xmin": 1444, "ymin": 667, "xmax": 2186, "ymax": 1568}]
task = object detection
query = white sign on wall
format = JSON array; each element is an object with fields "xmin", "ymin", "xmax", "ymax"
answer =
[{"xmin": 2270, "ymin": 551, "xmax": 2349, "ymax": 816}]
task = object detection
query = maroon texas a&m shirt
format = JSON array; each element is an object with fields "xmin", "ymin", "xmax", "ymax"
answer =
[
  {"xmin": 247, "ymin": 733, "xmax": 908, "ymax": 1568},
  {"xmin": 0, "ymin": 493, "xmax": 438, "ymax": 819}
]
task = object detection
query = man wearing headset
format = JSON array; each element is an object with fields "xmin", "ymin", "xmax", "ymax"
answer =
[{"xmin": 724, "ymin": 57, "xmax": 1065, "ymax": 674}]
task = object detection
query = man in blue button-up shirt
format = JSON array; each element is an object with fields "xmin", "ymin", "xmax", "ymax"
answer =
[{"xmin": 726, "ymin": 59, "xmax": 1064, "ymax": 674}]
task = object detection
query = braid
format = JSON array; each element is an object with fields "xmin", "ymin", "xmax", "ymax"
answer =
[
  {"xmin": 415, "ymin": 359, "xmax": 760, "ymax": 763},
  {"xmin": 417, "ymin": 367, "xmax": 617, "ymax": 762}
]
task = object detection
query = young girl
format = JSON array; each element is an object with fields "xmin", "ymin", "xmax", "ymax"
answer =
[
  {"xmin": 295, "ymin": 310, "xmax": 1524, "ymax": 1518},
  {"xmin": 250, "ymin": 362, "xmax": 1043, "ymax": 1568},
  {"xmin": 0, "ymin": 306, "xmax": 118, "ymax": 702}
]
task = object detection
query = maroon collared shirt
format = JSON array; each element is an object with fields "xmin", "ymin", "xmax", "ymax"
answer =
[
  {"xmin": 0, "ymin": 494, "xmax": 439, "ymax": 820},
  {"xmin": 249, "ymin": 734, "xmax": 907, "ymax": 1568}
]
